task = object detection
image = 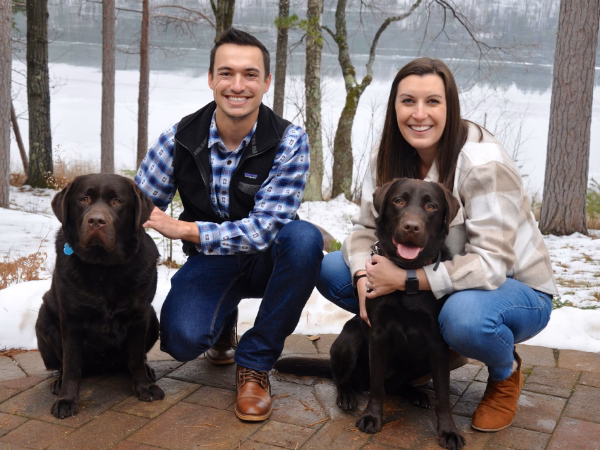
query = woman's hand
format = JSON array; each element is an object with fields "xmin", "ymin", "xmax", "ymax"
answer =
[
  {"xmin": 355, "ymin": 273, "xmax": 371, "ymax": 327},
  {"xmin": 365, "ymin": 254, "xmax": 405, "ymax": 299}
]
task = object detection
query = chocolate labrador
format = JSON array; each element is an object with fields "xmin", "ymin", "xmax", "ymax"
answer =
[
  {"xmin": 35, "ymin": 174, "xmax": 165, "ymax": 419},
  {"xmin": 275, "ymin": 178, "xmax": 465, "ymax": 449}
]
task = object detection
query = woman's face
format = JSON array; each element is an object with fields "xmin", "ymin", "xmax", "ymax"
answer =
[{"xmin": 395, "ymin": 74, "xmax": 447, "ymax": 155}]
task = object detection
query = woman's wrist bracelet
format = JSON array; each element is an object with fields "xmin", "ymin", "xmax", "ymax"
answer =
[{"xmin": 353, "ymin": 273, "xmax": 367, "ymax": 285}]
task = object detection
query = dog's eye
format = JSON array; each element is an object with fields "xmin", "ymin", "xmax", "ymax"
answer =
[
  {"xmin": 80, "ymin": 196, "xmax": 90, "ymax": 204},
  {"xmin": 393, "ymin": 198, "xmax": 405, "ymax": 206},
  {"xmin": 425, "ymin": 203, "xmax": 437, "ymax": 211},
  {"xmin": 111, "ymin": 198, "xmax": 122, "ymax": 206}
]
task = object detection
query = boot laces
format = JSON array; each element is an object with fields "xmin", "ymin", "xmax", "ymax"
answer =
[{"xmin": 239, "ymin": 367, "xmax": 270, "ymax": 391}]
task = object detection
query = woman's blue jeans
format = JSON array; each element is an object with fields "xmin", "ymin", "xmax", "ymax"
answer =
[
  {"xmin": 159, "ymin": 221, "xmax": 323, "ymax": 372},
  {"xmin": 317, "ymin": 251, "xmax": 552, "ymax": 381}
]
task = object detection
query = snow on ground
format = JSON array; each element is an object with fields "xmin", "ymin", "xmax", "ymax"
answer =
[{"xmin": 1, "ymin": 185, "xmax": 599, "ymax": 353}]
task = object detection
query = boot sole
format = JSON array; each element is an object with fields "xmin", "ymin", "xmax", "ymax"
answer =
[
  {"xmin": 206, "ymin": 355, "xmax": 235, "ymax": 365},
  {"xmin": 234, "ymin": 404, "xmax": 272, "ymax": 421},
  {"xmin": 471, "ymin": 420, "xmax": 513, "ymax": 432}
]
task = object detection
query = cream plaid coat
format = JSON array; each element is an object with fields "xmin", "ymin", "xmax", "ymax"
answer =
[{"xmin": 342, "ymin": 123, "xmax": 558, "ymax": 299}]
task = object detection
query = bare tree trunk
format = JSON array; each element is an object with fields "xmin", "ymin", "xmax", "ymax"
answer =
[
  {"xmin": 273, "ymin": 0, "xmax": 289, "ymax": 117},
  {"xmin": 101, "ymin": 0, "xmax": 115, "ymax": 174},
  {"xmin": 539, "ymin": 0, "xmax": 600, "ymax": 236},
  {"xmin": 26, "ymin": 0, "xmax": 53, "ymax": 188},
  {"xmin": 327, "ymin": 0, "xmax": 421, "ymax": 199},
  {"xmin": 303, "ymin": 0, "xmax": 324, "ymax": 202},
  {"xmin": 11, "ymin": 101, "xmax": 28, "ymax": 174},
  {"xmin": 0, "ymin": 0, "xmax": 11, "ymax": 207},
  {"xmin": 137, "ymin": 0, "xmax": 150, "ymax": 169},
  {"xmin": 211, "ymin": 0, "xmax": 235, "ymax": 43}
]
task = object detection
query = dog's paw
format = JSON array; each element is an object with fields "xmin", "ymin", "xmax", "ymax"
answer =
[
  {"xmin": 356, "ymin": 413, "xmax": 382, "ymax": 434},
  {"xmin": 51, "ymin": 398, "xmax": 78, "ymax": 419},
  {"xmin": 438, "ymin": 430, "xmax": 466, "ymax": 450},
  {"xmin": 413, "ymin": 390, "xmax": 431, "ymax": 409},
  {"xmin": 135, "ymin": 383, "xmax": 165, "ymax": 402},
  {"xmin": 336, "ymin": 390, "xmax": 357, "ymax": 411},
  {"xmin": 50, "ymin": 378, "xmax": 62, "ymax": 395}
]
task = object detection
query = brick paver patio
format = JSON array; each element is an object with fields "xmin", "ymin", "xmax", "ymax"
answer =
[{"xmin": 1, "ymin": 337, "xmax": 599, "ymax": 449}]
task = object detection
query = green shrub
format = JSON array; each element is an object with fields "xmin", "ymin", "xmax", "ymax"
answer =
[{"xmin": 588, "ymin": 178, "xmax": 600, "ymax": 219}]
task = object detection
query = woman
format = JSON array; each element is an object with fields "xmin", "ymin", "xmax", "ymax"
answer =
[{"xmin": 317, "ymin": 57, "xmax": 558, "ymax": 432}]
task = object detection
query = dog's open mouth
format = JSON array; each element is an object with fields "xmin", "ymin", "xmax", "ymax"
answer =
[{"xmin": 392, "ymin": 238, "xmax": 423, "ymax": 260}]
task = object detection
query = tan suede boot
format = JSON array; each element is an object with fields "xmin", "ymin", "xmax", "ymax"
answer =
[{"xmin": 471, "ymin": 351, "xmax": 523, "ymax": 432}]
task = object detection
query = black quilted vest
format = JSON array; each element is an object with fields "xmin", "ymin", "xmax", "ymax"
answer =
[{"xmin": 173, "ymin": 101, "xmax": 291, "ymax": 254}]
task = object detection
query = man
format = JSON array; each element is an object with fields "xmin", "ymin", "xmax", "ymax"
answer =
[{"xmin": 135, "ymin": 28, "xmax": 323, "ymax": 422}]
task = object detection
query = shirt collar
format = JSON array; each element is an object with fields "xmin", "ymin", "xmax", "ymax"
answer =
[{"xmin": 208, "ymin": 110, "xmax": 258, "ymax": 154}]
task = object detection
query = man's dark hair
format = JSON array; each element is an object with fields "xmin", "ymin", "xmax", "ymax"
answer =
[{"xmin": 209, "ymin": 28, "xmax": 271, "ymax": 79}]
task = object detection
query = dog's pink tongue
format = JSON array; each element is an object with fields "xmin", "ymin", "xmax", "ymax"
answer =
[{"xmin": 397, "ymin": 243, "xmax": 422, "ymax": 260}]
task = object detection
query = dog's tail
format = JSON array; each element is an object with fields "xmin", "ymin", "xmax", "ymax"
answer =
[{"xmin": 273, "ymin": 357, "xmax": 332, "ymax": 378}]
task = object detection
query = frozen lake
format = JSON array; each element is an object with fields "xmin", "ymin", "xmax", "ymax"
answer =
[{"xmin": 9, "ymin": 0, "xmax": 600, "ymax": 197}]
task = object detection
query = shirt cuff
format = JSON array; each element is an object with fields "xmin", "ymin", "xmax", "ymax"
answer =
[
  {"xmin": 196, "ymin": 222, "xmax": 220, "ymax": 254},
  {"xmin": 346, "ymin": 251, "xmax": 371, "ymax": 282},
  {"xmin": 423, "ymin": 262, "xmax": 454, "ymax": 299}
]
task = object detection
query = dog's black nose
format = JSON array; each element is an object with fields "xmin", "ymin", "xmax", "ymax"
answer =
[
  {"xmin": 87, "ymin": 214, "xmax": 107, "ymax": 229},
  {"xmin": 403, "ymin": 220, "xmax": 421, "ymax": 234}
]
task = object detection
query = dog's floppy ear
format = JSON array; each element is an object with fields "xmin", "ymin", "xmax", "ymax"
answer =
[
  {"xmin": 373, "ymin": 178, "xmax": 403, "ymax": 217},
  {"xmin": 129, "ymin": 179, "xmax": 155, "ymax": 231},
  {"xmin": 51, "ymin": 179, "xmax": 77, "ymax": 225},
  {"xmin": 437, "ymin": 183, "xmax": 460, "ymax": 235}
]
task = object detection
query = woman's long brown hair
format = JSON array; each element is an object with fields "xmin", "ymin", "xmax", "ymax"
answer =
[{"xmin": 376, "ymin": 58, "xmax": 470, "ymax": 191}]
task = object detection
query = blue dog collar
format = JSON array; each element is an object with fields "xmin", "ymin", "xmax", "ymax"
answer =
[{"xmin": 63, "ymin": 243, "xmax": 74, "ymax": 256}]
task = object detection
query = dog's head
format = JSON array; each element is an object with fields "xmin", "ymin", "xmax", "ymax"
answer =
[
  {"xmin": 52, "ymin": 174, "xmax": 154, "ymax": 264},
  {"xmin": 373, "ymin": 178, "xmax": 460, "ymax": 269}
]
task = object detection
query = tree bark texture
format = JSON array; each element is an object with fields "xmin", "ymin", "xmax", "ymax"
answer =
[
  {"xmin": 539, "ymin": 0, "xmax": 600, "ymax": 236},
  {"xmin": 101, "ymin": 0, "xmax": 115, "ymax": 174},
  {"xmin": 212, "ymin": 0, "xmax": 235, "ymax": 43},
  {"xmin": 273, "ymin": 0, "xmax": 289, "ymax": 117},
  {"xmin": 331, "ymin": 87, "xmax": 360, "ymax": 198},
  {"xmin": 26, "ymin": 0, "xmax": 53, "ymax": 188},
  {"xmin": 0, "ymin": 0, "xmax": 11, "ymax": 207},
  {"xmin": 137, "ymin": 0, "xmax": 150, "ymax": 169},
  {"xmin": 11, "ymin": 101, "xmax": 28, "ymax": 174},
  {"xmin": 303, "ymin": 0, "xmax": 324, "ymax": 201},
  {"xmin": 329, "ymin": 0, "xmax": 421, "ymax": 199}
]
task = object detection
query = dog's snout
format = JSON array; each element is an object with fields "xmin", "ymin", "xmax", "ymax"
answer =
[
  {"xmin": 403, "ymin": 220, "xmax": 421, "ymax": 234},
  {"xmin": 87, "ymin": 214, "xmax": 107, "ymax": 229}
]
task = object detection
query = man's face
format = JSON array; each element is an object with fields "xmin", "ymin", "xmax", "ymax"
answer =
[{"xmin": 208, "ymin": 44, "xmax": 271, "ymax": 122}]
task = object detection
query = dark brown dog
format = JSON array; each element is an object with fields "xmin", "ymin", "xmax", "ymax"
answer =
[
  {"xmin": 275, "ymin": 178, "xmax": 465, "ymax": 449},
  {"xmin": 35, "ymin": 174, "xmax": 165, "ymax": 419}
]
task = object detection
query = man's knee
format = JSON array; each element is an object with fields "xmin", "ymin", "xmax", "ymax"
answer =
[
  {"xmin": 160, "ymin": 321, "xmax": 211, "ymax": 362},
  {"xmin": 276, "ymin": 221, "xmax": 324, "ymax": 258}
]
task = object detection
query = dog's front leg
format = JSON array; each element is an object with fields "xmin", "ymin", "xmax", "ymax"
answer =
[
  {"xmin": 51, "ymin": 323, "xmax": 84, "ymax": 419},
  {"xmin": 126, "ymin": 319, "xmax": 165, "ymax": 402},
  {"xmin": 356, "ymin": 329, "xmax": 388, "ymax": 433},
  {"xmin": 429, "ymin": 339, "xmax": 465, "ymax": 450}
]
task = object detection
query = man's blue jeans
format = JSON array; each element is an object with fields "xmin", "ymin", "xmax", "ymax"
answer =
[
  {"xmin": 160, "ymin": 221, "xmax": 323, "ymax": 372},
  {"xmin": 316, "ymin": 251, "xmax": 552, "ymax": 381}
]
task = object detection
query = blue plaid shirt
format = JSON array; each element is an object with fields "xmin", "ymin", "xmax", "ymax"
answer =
[{"xmin": 135, "ymin": 111, "xmax": 310, "ymax": 255}]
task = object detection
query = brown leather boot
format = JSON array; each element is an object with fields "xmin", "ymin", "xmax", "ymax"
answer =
[
  {"xmin": 471, "ymin": 351, "xmax": 523, "ymax": 432},
  {"xmin": 235, "ymin": 365, "xmax": 272, "ymax": 421},
  {"xmin": 206, "ymin": 309, "xmax": 238, "ymax": 365}
]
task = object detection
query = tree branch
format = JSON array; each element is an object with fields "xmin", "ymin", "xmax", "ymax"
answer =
[
  {"xmin": 322, "ymin": 25, "xmax": 336, "ymax": 41},
  {"xmin": 365, "ymin": 0, "xmax": 423, "ymax": 81}
]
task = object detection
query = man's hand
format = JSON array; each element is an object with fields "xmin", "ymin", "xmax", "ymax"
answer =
[
  {"xmin": 143, "ymin": 207, "xmax": 199, "ymax": 243},
  {"xmin": 365, "ymin": 254, "xmax": 405, "ymax": 299}
]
